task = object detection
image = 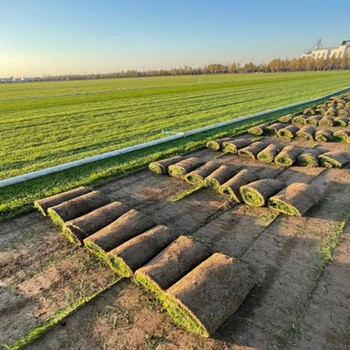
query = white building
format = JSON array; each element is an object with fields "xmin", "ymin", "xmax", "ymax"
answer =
[{"xmin": 303, "ymin": 39, "xmax": 350, "ymax": 59}]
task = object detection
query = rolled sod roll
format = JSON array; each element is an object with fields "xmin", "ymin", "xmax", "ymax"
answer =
[
  {"xmin": 265, "ymin": 122, "xmax": 286, "ymax": 136},
  {"xmin": 185, "ymin": 161, "xmax": 221, "ymax": 186},
  {"xmin": 338, "ymin": 109, "xmax": 349, "ymax": 117},
  {"xmin": 247, "ymin": 123, "xmax": 269, "ymax": 135},
  {"xmin": 334, "ymin": 117, "xmax": 349, "ymax": 127},
  {"xmin": 305, "ymin": 115, "xmax": 322, "ymax": 126},
  {"xmin": 268, "ymin": 182, "xmax": 319, "ymax": 216},
  {"xmin": 63, "ymin": 201, "xmax": 129, "ymax": 245},
  {"xmin": 240, "ymin": 178, "xmax": 286, "ymax": 207},
  {"xmin": 257, "ymin": 143, "xmax": 282, "ymax": 163},
  {"xmin": 278, "ymin": 114, "xmax": 294, "ymax": 123},
  {"xmin": 206, "ymin": 137, "xmax": 234, "ymax": 151},
  {"xmin": 47, "ymin": 191, "xmax": 111, "ymax": 226},
  {"xmin": 107, "ymin": 225, "xmax": 180, "ymax": 277},
  {"xmin": 168, "ymin": 157, "xmax": 205, "ymax": 178},
  {"xmin": 149, "ymin": 156, "xmax": 184, "ymax": 175},
  {"xmin": 237, "ymin": 141, "xmax": 270, "ymax": 159},
  {"xmin": 319, "ymin": 117, "xmax": 334, "ymax": 127},
  {"xmin": 296, "ymin": 126, "xmax": 316, "ymax": 141},
  {"xmin": 134, "ymin": 235, "xmax": 212, "ymax": 296},
  {"xmin": 204, "ymin": 165, "xmax": 238, "ymax": 189},
  {"xmin": 296, "ymin": 148, "xmax": 326, "ymax": 167},
  {"xmin": 164, "ymin": 253, "xmax": 255, "ymax": 337},
  {"xmin": 34, "ymin": 186, "xmax": 92, "ymax": 216},
  {"xmin": 324, "ymin": 109, "xmax": 337, "ymax": 117},
  {"xmin": 218, "ymin": 169, "xmax": 259, "ymax": 202},
  {"xmin": 315, "ymin": 129, "xmax": 333, "ymax": 142},
  {"xmin": 274, "ymin": 146, "xmax": 303, "ymax": 167},
  {"xmin": 292, "ymin": 115, "xmax": 308, "ymax": 125},
  {"xmin": 303, "ymin": 107, "xmax": 316, "ymax": 115},
  {"xmin": 84, "ymin": 209, "xmax": 155, "ymax": 260},
  {"xmin": 333, "ymin": 130, "xmax": 350, "ymax": 143},
  {"xmin": 277, "ymin": 125, "xmax": 300, "ymax": 139},
  {"xmin": 318, "ymin": 151, "xmax": 350, "ymax": 168},
  {"xmin": 222, "ymin": 138, "xmax": 252, "ymax": 154}
]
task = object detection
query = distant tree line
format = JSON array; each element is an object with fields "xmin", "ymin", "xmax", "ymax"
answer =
[{"xmin": 2, "ymin": 55, "xmax": 350, "ymax": 83}]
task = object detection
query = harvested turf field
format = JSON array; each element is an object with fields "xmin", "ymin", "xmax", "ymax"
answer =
[{"xmin": 2, "ymin": 119, "xmax": 350, "ymax": 349}]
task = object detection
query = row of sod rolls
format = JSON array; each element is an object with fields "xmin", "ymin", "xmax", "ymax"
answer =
[
  {"xmin": 35, "ymin": 187, "xmax": 257, "ymax": 337},
  {"xmin": 149, "ymin": 156, "xmax": 325, "ymax": 215},
  {"xmin": 249, "ymin": 122, "xmax": 350, "ymax": 143},
  {"xmin": 204, "ymin": 136, "xmax": 350, "ymax": 168}
]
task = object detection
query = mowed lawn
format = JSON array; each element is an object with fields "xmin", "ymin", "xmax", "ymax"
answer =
[{"xmin": 1, "ymin": 71, "xmax": 350, "ymax": 180}]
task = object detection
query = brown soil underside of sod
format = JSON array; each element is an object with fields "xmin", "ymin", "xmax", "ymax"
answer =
[{"xmin": 1, "ymin": 141, "xmax": 350, "ymax": 349}]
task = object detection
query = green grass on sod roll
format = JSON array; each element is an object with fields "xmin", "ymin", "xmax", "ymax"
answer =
[
  {"xmin": 275, "ymin": 146, "xmax": 303, "ymax": 167},
  {"xmin": 257, "ymin": 143, "xmax": 282, "ymax": 163},
  {"xmin": 168, "ymin": 157, "xmax": 205, "ymax": 178},
  {"xmin": 296, "ymin": 148, "xmax": 326, "ymax": 167},
  {"xmin": 268, "ymin": 182, "xmax": 319, "ymax": 216},
  {"xmin": 305, "ymin": 115, "xmax": 322, "ymax": 125},
  {"xmin": 334, "ymin": 117, "xmax": 349, "ymax": 127},
  {"xmin": 240, "ymin": 178, "xmax": 286, "ymax": 207},
  {"xmin": 247, "ymin": 123, "xmax": 269, "ymax": 135},
  {"xmin": 277, "ymin": 125, "xmax": 300, "ymax": 139},
  {"xmin": 265, "ymin": 122, "xmax": 286, "ymax": 136},
  {"xmin": 292, "ymin": 115, "xmax": 308, "ymax": 125},
  {"xmin": 318, "ymin": 151, "xmax": 350, "ymax": 168},
  {"xmin": 185, "ymin": 161, "xmax": 221, "ymax": 185},
  {"xmin": 278, "ymin": 114, "xmax": 294, "ymax": 123},
  {"xmin": 296, "ymin": 126, "xmax": 316, "ymax": 141},
  {"xmin": 222, "ymin": 138, "xmax": 253, "ymax": 154},
  {"xmin": 315, "ymin": 129, "xmax": 333, "ymax": 142},
  {"xmin": 333, "ymin": 130, "xmax": 350, "ymax": 143},
  {"xmin": 319, "ymin": 117, "xmax": 334, "ymax": 127},
  {"xmin": 206, "ymin": 137, "xmax": 234, "ymax": 151},
  {"xmin": 148, "ymin": 156, "xmax": 185, "ymax": 174}
]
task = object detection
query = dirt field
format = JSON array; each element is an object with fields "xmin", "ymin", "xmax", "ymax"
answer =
[{"xmin": 1, "ymin": 134, "xmax": 350, "ymax": 350}]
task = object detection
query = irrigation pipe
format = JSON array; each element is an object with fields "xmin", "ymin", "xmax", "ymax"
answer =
[{"xmin": 1, "ymin": 85, "xmax": 350, "ymax": 189}]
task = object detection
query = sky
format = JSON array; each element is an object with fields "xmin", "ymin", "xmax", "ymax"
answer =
[{"xmin": 0, "ymin": 0, "xmax": 349, "ymax": 77}]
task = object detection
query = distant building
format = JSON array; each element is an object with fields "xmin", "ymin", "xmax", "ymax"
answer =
[{"xmin": 303, "ymin": 39, "xmax": 350, "ymax": 59}]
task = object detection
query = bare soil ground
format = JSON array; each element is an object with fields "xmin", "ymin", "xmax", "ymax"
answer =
[{"xmin": 1, "ymin": 135, "xmax": 350, "ymax": 350}]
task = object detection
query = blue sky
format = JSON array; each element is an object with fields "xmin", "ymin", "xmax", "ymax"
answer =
[{"xmin": 0, "ymin": 0, "xmax": 349, "ymax": 76}]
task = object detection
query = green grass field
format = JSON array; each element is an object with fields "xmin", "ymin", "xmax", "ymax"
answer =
[
  {"xmin": 1, "ymin": 71, "xmax": 350, "ymax": 219},
  {"xmin": 2, "ymin": 71, "xmax": 350, "ymax": 180}
]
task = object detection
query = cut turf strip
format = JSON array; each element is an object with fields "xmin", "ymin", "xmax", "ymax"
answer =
[
  {"xmin": 315, "ymin": 129, "xmax": 333, "ymax": 142},
  {"xmin": 84, "ymin": 209, "xmax": 155, "ymax": 260},
  {"xmin": 34, "ymin": 186, "xmax": 92, "ymax": 216},
  {"xmin": 247, "ymin": 123, "xmax": 269, "ymax": 135},
  {"xmin": 275, "ymin": 145, "xmax": 304, "ymax": 167},
  {"xmin": 222, "ymin": 138, "xmax": 252, "ymax": 154},
  {"xmin": 240, "ymin": 178, "xmax": 286, "ymax": 207},
  {"xmin": 206, "ymin": 137, "xmax": 234, "ymax": 151},
  {"xmin": 333, "ymin": 130, "xmax": 350, "ymax": 143},
  {"xmin": 265, "ymin": 122, "xmax": 285, "ymax": 136},
  {"xmin": 63, "ymin": 201, "xmax": 129, "ymax": 245},
  {"xmin": 47, "ymin": 191, "xmax": 111, "ymax": 226},
  {"xmin": 107, "ymin": 225, "xmax": 179, "ymax": 277},
  {"xmin": 148, "ymin": 156, "xmax": 184, "ymax": 175},
  {"xmin": 268, "ymin": 182, "xmax": 320, "ymax": 216},
  {"xmin": 185, "ymin": 161, "xmax": 221, "ymax": 186},
  {"xmin": 257, "ymin": 143, "xmax": 282, "ymax": 163},
  {"xmin": 134, "ymin": 235, "xmax": 212, "ymax": 297},
  {"xmin": 164, "ymin": 253, "xmax": 256, "ymax": 337},
  {"xmin": 318, "ymin": 151, "xmax": 350, "ymax": 168},
  {"xmin": 219, "ymin": 169, "xmax": 259, "ymax": 202},
  {"xmin": 296, "ymin": 148, "xmax": 327, "ymax": 167},
  {"xmin": 168, "ymin": 157, "xmax": 205, "ymax": 178},
  {"xmin": 277, "ymin": 125, "xmax": 299, "ymax": 139},
  {"xmin": 237, "ymin": 141, "xmax": 270, "ymax": 159},
  {"xmin": 296, "ymin": 126, "xmax": 316, "ymax": 141},
  {"xmin": 204, "ymin": 165, "xmax": 238, "ymax": 189}
]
